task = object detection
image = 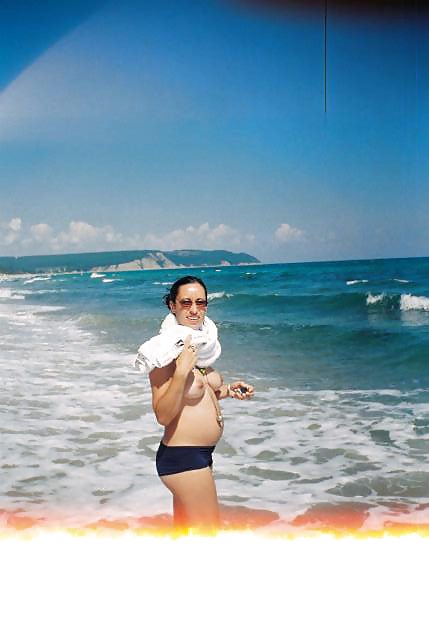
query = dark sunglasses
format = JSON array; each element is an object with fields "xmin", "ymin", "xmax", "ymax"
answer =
[{"xmin": 177, "ymin": 298, "xmax": 208, "ymax": 309}]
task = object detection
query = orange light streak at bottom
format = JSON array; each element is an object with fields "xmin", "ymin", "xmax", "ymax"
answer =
[{"xmin": 2, "ymin": 505, "xmax": 429, "ymax": 538}]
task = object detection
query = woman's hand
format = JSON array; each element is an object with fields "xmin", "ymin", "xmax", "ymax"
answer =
[
  {"xmin": 175, "ymin": 334, "xmax": 197, "ymax": 377},
  {"xmin": 228, "ymin": 380, "xmax": 254, "ymax": 400}
]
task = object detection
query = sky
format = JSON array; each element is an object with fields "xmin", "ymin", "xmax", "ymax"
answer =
[{"xmin": 0, "ymin": 0, "xmax": 428, "ymax": 263}]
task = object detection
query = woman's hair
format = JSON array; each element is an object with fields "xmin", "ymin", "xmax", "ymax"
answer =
[{"xmin": 163, "ymin": 275, "xmax": 208, "ymax": 309}]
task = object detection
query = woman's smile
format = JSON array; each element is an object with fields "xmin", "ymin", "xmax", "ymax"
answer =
[{"xmin": 170, "ymin": 282, "xmax": 207, "ymax": 329}]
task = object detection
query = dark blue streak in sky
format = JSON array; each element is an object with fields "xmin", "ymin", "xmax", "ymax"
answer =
[{"xmin": 0, "ymin": 0, "xmax": 106, "ymax": 91}]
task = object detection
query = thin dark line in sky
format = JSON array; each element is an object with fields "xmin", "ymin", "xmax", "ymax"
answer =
[{"xmin": 324, "ymin": 0, "xmax": 328, "ymax": 113}]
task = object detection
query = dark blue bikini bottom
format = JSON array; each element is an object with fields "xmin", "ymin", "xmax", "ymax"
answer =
[{"xmin": 156, "ymin": 441, "xmax": 215, "ymax": 477}]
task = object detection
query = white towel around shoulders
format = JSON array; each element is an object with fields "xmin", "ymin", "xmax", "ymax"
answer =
[{"xmin": 134, "ymin": 312, "xmax": 221, "ymax": 375}]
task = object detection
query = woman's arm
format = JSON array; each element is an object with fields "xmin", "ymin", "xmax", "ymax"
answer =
[
  {"xmin": 149, "ymin": 364, "xmax": 186, "ymax": 426},
  {"xmin": 216, "ymin": 380, "xmax": 254, "ymax": 401},
  {"xmin": 149, "ymin": 334, "xmax": 197, "ymax": 426}
]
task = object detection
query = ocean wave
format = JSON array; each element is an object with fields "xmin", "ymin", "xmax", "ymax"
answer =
[
  {"xmin": 90, "ymin": 273, "xmax": 105, "ymax": 278},
  {"xmin": 24, "ymin": 288, "xmax": 68, "ymax": 295},
  {"xmin": 0, "ymin": 305, "xmax": 66, "ymax": 321},
  {"xmin": 0, "ymin": 273, "xmax": 31, "ymax": 282},
  {"xmin": 366, "ymin": 293, "xmax": 386, "ymax": 305},
  {"xmin": 0, "ymin": 289, "xmax": 25, "ymax": 300},
  {"xmin": 347, "ymin": 279, "xmax": 369, "ymax": 285},
  {"xmin": 102, "ymin": 278, "xmax": 115, "ymax": 283},
  {"xmin": 400, "ymin": 294, "xmax": 429, "ymax": 312},
  {"xmin": 365, "ymin": 292, "xmax": 429, "ymax": 312},
  {"xmin": 228, "ymin": 291, "xmax": 388, "ymax": 315},
  {"xmin": 33, "ymin": 305, "xmax": 67, "ymax": 313},
  {"xmin": 208, "ymin": 291, "xmax": 233, "ymax": 301},
  {"xmin": 24, "ymin": 276, "xmax": 52, "ymax": 284}
]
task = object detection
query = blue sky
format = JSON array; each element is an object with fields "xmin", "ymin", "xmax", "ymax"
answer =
[{"xmin": 0, "ymin": 0, "xmax": 428, "ymax": 263}]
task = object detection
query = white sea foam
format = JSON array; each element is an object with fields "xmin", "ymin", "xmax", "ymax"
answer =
[
  {"xmin": 347, "ymin": 279, "xmax": 368, "ymax": 285},
  {"xmin": 1, "ymin": 298, "xmax": 162, "ymax": 525},
  {"xmin": 394, "ymin": 279, "xmax": 409, "ymax": 283},
  {"xmin": 35, "ymin": 305, "xmax": 66, "ymax": 313},
  {"xmin": 0, "ymin": 288, "xmax": 25, "ymax": 299},
  {"xmin": 208, "ymin": 291, "xmax": 233, "ymax": 301},
  {"xmin": 24, "ymin": 276, "xmax": 52, "ymax": 284},
  {"xmin": 102, "ymin": 278, "xmax": 115, "ymax": 283},
  {"xmin": 400, "ymin": 294, "xmax": 429, "ymax": 311},
  {"xmin": 366, "ymin": 293, "xmax": 385, "ymax": 305},
  {"xmin": 90, "ymin": 273, "xmax": 105, "ymax": 278},
  {"xmin": 0, "ymin": 273, "xmax": 31, "ymax": 281},
  {"xmin": 24, "ymin": 288, "xmax": 67, "ymax": 295},
  {"xmin": 217, "ymin": 384, "xmax": 429, "ymax": 528}
]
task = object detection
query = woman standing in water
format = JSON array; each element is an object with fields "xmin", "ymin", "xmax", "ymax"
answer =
[{"xmin": 136, "ymin": 275, "xmax": 253, "ymax": 533}]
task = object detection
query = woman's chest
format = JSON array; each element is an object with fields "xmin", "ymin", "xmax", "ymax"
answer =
[{"xmin": 183, "ymin": 368, "xmax": 222, "ymax": 399}]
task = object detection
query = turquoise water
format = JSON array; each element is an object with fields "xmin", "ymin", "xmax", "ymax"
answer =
[{"xmin": 1, "ymin": 256, "xmax": 429, "ymax": 530}]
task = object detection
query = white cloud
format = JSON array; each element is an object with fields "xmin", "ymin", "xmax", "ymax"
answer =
[
  {"xmin": 8, "ymin": 217, "xmax": 22, "ymax": 232},
  {"xmin": 0, "ymin": 219, "xmax": 122, "ymax": 254},
  {"xmin": 139, "ymin": 222, "xmax": 245, "ymax": 252},
  {"xmin": 0, "ymin": 217, "xmax": 23, "ymax": 246},
  {"xmin": 47, "ymin": 221, "xmax": 123, "ymax": 253},
  {"xmin": 275, "ymin": 223, "xmax": 304, "ymax": 242},
  {"xmin": 56, "ymin": 221, "xmax": 99, "ymax": 246},
  {"xmin": 30, "ymin": 223, "xmax": 53, "ymax": 242},
  {"xmin": 0, "ymin": 219, "xmax": 254, "ymax": 256},
  {"xmin": 3, "ymin": 232, "xmax": 19, "ymax": 246}
]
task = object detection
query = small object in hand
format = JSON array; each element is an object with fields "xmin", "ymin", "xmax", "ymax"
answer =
[{"xmin": 239, "ymin": 386, "xmax": 248, "ymax": 393}]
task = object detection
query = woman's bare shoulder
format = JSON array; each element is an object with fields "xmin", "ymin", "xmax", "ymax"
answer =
[{"xmin": 149, "ymin": 361, "xmax": 175, "ymax": 388}]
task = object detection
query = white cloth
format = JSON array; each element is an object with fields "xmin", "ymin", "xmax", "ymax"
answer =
[{"xmin": 134, "ymin": 313, "xmax": 221, "ymax": 374}]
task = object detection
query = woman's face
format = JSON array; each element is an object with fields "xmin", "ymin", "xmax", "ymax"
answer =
[{"xmin": 169, "ymin": 282, "xmax": 207, "ymax": 329}]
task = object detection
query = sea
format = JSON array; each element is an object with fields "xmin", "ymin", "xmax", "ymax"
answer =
[{"xmin": 2, "ymin": 256, "xmax": 429, "ymax": 533}]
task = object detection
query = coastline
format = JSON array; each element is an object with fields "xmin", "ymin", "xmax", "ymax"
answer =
[
  {"xmin": 0, "ymin": 261, "xmax": 260, "ymax": 277},
  {"xmin": 0, "ymin": 249, "xmax": 260, "ymax": 276},
  {"xmin": 3, "ymin": 254, "xmax": 429, "ymax": 277}
]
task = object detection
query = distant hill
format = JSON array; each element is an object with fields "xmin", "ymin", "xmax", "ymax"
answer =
[{"xmin": 0, "ymin": 249, "xmax": 260, "ymax": 274}]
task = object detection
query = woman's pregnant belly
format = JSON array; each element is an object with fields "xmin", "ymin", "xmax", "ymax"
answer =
[{"xmin": 163, "ymin": 390, "xmax": 221, "ymax": 446}]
